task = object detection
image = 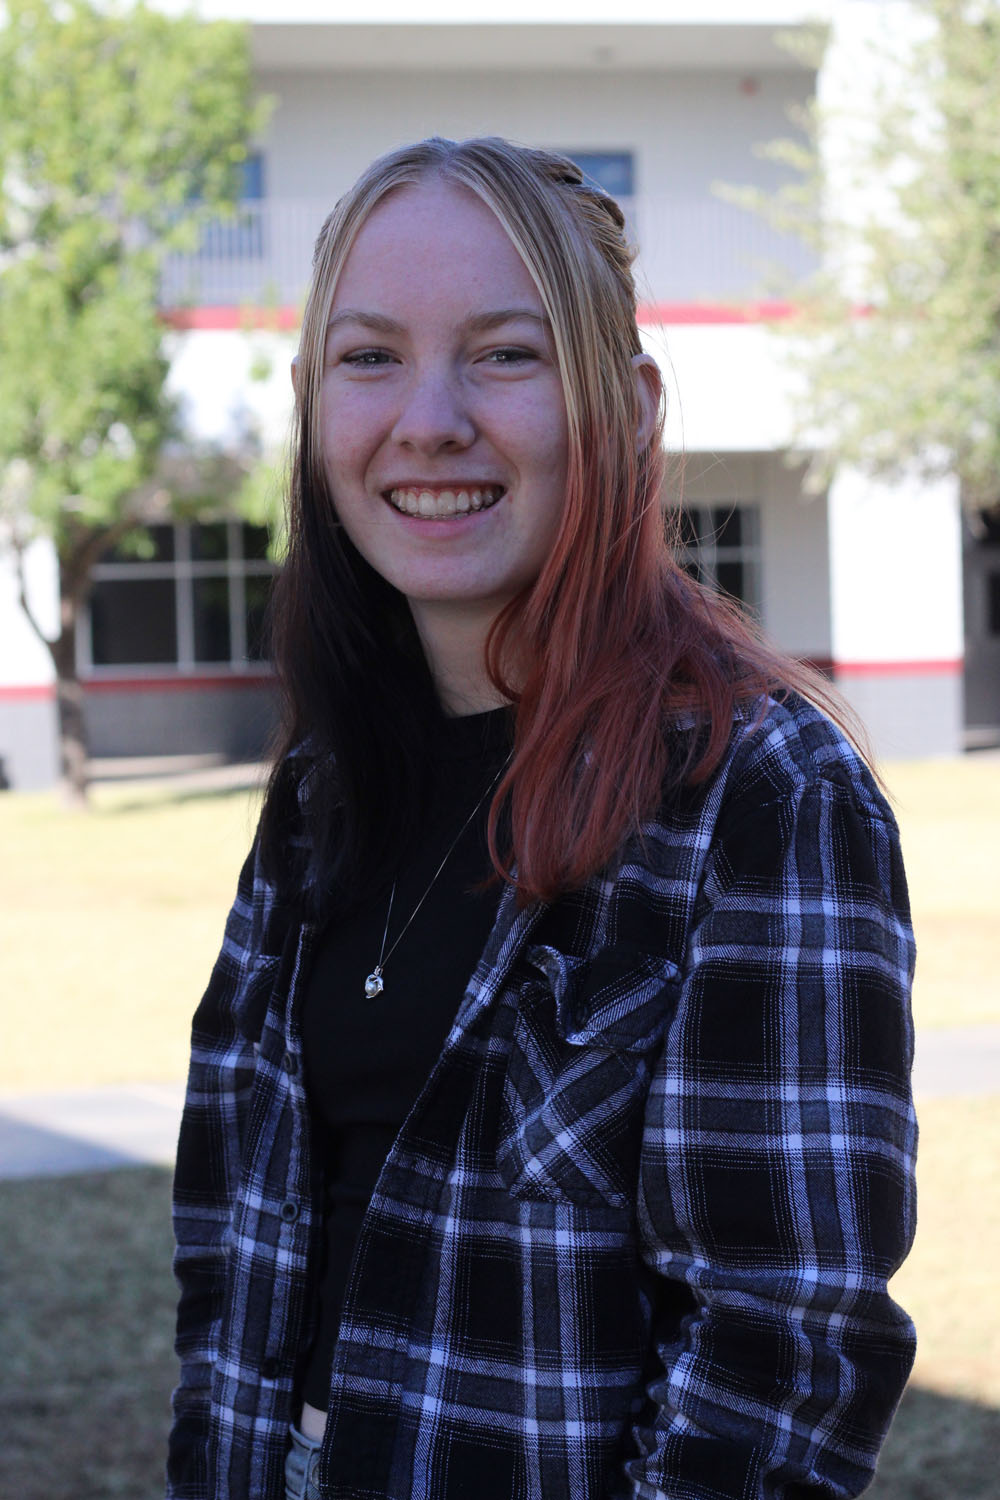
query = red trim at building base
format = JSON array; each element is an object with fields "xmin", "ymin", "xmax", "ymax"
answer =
[
  {"xmin": 0, "ymin": 661, "xmax": 962, "ymax": 704},
  {"xmin": 0, "ymin": 683, "xmax": 55, "ymax": 702},
  {"xmin": 826, "ymin": 658, "xmax": 963, "ymax": 678},
  {"xmin": 82, "ymin": 673, "xmax": 274, "ymax": 694}
]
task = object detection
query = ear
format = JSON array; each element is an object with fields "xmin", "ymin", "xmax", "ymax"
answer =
[
  {"xmin": 290, "ymin": 354, "xmax": 300, "ymax": 399},
  {"xmin": 631, "ymin": 353, "xmax": 662, "ymax": 451}
]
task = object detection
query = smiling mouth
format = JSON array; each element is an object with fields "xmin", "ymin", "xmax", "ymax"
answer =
[{"xmin": 385, "ymin": 485, "xmax": 505, "ymax": 519}]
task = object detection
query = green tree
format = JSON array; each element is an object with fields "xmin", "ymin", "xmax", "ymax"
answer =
[
  {"xmin": 723, "ymin": 0, "xmax": 1000, "ymax": 510},
  {"xmin": 0, "ymin": 0, "xmax": 266, "ymax": 802}
]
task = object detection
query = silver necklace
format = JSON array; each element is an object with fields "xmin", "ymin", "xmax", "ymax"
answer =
[{"xmin": 363, "ymin": 757, "xmax": 509, "ymax": 1000}]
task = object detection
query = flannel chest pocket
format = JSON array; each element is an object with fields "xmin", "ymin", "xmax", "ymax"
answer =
[{"xmin": 497, "ymin": 943, "xmax": 680, "ymax": 1208}]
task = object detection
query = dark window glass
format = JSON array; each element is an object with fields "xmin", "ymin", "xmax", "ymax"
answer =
[
  {"xmin": 713, "ymin": 506, "xmax": 743, "ymax": 548},
  {"xmin": 568, "ymin": 151, "xmax": 635, "ymax": 198},
  {"xmin": 675, "ymin": 508, "xmax": 700, "ymax": 550},
  {"xmin": 242, "ymin": 152, "xmax": 265, "ymax": 201},
  {"xmin": 90, "ymin": 579, "xmax": 177, "ymax": 665},
  {"xmin": 971, "ymin": 509, "xmax": 1000, "ymax": 547},
  {"xmin": 100, "ymin": 524, "xmax": 175, "ymax": 565},
  {"xmin": 192, "ymin": 522, "xmax": 230, "ymax": 562},
  {"xmin": 245, "ymin": 575, "xmax": 273, "ymax": 660},
  {"xmin": 193, "ymin": 577, "xmax": 232, "ymax": 662},
  {"xmin": 988, "ymin": 573, "xmax": 1000, "ymax": 636},
  {"xmin": 715, "ymin": 561, "xmax": 747, "ymax": 602},
  {"xmin": 242, "ymin": 524, "xmax": 271, "ymax": 561}
]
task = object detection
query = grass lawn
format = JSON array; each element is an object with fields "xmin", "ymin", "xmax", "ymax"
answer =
[
  {"xmin": 882, "ymin": 754, "xmax": 1000, "ymax": 1031},
  {"xmin": 0, "ymin": 1095, "xmax": 996, "ymax": 1499},
  {"xmin": 1, "ymin": 777, "xmax": 263, "ymax": 1090},
  {"xmin": 1, "ymin": 751, "xmax": 997, "ymax": 1093}
]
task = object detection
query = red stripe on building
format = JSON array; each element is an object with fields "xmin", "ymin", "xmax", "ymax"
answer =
[
  {"xmin": 162, "ymin": 301, "xmax": 802, "ymax": 332},
  {"xmin": 637, "ymin": 301, "xmax": 798, "ymax": 325},
  {"xmin": 162, "ymin": 306, "xmax": 302, "ymax": 331},
  {"xmin": 159, "ymin": 301, "xmax": 884, "ymax": 333}
]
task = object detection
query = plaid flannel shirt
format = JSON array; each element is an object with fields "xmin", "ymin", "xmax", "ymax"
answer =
[{"xmin": 168, "ymin": 696, "xmax": 917, "ymax": 1499}]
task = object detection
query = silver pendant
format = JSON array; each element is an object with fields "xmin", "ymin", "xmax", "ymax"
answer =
[{"xmin": 364, "ymin": 969, "xmax": 384, "ymax": 999}]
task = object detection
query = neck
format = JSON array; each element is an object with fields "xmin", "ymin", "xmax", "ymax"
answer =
[{"xmin": 408, "ymin": 599, "xmax": 511, "ymax": 716}]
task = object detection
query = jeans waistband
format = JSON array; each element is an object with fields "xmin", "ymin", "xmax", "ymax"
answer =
[{"xmin": 285, "ymin": 1423, "xmax": 323, "ymax": 1500}]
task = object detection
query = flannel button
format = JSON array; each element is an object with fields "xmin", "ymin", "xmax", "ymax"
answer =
[
  {"xmin": 279, "ymin": 1199, "xmax": 299, "ymax": 1223},
  {"xmin": 282, "ymin": 1050, "xmax": 299, "ymax": 1075}
]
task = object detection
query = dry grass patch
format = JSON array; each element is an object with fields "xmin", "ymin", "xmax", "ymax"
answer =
[
  {"xmin": 881, "ymin": 755, "xmax": 1000, "ymax": 1030},
  {"xmin": 1, "ymin": 780, "xmax": 262, "ymax": 1090}
]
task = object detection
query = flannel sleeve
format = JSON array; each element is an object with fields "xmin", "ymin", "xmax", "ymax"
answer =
[
  {"xmin": 166, "ymin": 840, "xmax": 268, "ymax": 1499},
  {"xmin": 627, "ymin": 762, "xmax": 917, "ymax": 1498}
]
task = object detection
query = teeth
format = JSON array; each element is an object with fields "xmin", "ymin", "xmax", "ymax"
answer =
[{"xmin": 388, "ymin": 486, "xmax": 502, "ymax": 518}]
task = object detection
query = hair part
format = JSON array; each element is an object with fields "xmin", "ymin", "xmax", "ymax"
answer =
[{"xmin": 260, "ymin": 136, "xmax": 857, "ymax": 912}]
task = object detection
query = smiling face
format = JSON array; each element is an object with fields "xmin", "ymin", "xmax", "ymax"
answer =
[{"xmin": 317, "ymin": 178, "xmax": 570, "ymax": 651}]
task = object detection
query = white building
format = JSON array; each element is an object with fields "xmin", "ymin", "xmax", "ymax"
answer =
[{"xmin": 2, "ymin": 0, "xmax": 992, "ymax": 789}]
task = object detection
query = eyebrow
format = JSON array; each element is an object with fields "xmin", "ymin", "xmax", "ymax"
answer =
[{"xmin": 326, "ymin": 307, "xmax": 549, "ymax": 334}]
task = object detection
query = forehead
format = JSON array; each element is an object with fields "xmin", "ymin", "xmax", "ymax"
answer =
[{"xmin": 330, "ymin": 178, "xmax": 544, "ymax": 316}]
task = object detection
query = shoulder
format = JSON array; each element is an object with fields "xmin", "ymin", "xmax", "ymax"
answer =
[
  {"xmin": 714, "ymin": 693, "xmax": 894, "ymax": 833},
  {"xmin": 635, "ymin": 693, "xmax": 903, "ymax": 902}
]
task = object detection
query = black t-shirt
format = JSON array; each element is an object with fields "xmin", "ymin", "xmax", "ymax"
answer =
[{"xmin": 299, "ymin": 707, "xmax": 511, "ymax": 1409}]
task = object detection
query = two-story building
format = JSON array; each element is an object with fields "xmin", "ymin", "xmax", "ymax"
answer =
[{"xmin": 2, "ymin": 0, "xmax": 990, "ymax": 789}]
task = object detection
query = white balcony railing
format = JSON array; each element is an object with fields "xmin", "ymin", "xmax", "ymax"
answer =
[{"xmin": 160, "ymin": 196, "xmax": 814, "ymax": 312}]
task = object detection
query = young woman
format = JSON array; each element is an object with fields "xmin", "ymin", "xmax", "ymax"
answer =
[{"xmin": 167, "ymin": 137, "xmax": 917, "ymax": 1500}]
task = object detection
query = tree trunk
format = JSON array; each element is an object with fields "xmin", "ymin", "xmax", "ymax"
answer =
[{"xmin": 50, "ymin": 590, "xmax": 90, "ymax": 808}]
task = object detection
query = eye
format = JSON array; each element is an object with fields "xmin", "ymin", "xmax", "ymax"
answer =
[
  {"xmin": 340, "ymin": 348, "xmax": 396, "ymax": 368},
  {"xmin": 483, "ymin": 346, "xmax": 539, "ymax": 367}
]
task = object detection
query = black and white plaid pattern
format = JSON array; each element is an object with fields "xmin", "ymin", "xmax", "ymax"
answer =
[{"xmin": 169, "ymin": 697, "xmax": 917, "ymax": 1499}]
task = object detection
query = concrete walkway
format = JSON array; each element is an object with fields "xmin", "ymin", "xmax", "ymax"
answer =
[
  {"xmin": 0, "ymin": 1082, "xmax": 185, "ymax": 1180},
  {"xmin": 0, "ymin": 1026, "xmax": 996, "ymax": 1182}
]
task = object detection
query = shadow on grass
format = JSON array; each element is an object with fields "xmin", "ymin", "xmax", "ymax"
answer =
[
  {"xmin": 96, "ymin": 779, "xmax": 265, "ymax": 817},
  {"xmin": 1, "ymin": 1168, "xmax": 996, "ymax": 1499},
  {"xmin": 0, "ymin": 1167, "xmax": 177, "ymax": 1500},
  {"xmin": 870, "ymin": 1384, "xmax": 1000, "ymax": 1499}
]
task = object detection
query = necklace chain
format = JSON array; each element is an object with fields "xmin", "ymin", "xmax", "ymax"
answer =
[{"xmin": 363, "ymin": 756, "xmax": 508, "ymax": 1000}]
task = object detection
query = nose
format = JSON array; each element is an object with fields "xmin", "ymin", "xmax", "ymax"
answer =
[{"xmin": 390, "ymin": 363, "xmax": 476, "ymax": 453}]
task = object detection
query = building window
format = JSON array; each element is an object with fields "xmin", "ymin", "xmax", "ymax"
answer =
[
  {"xmin": 565, "ymin": 151, "xmax": 635, "ymax": 199},
  {"xmin": 669, "ymin": 504, "xmax": 761, "ymax": 613},
  {"xmin": 83, "ymin": 521, "xmax": 277, "ymax": 674},
  {"xmin": 989, "ymin": 573, "xmax": 1000, "ymax": 638},
  {"xmin": 198, "ymin": 151, "xmax": 266, "ymax": 261}
]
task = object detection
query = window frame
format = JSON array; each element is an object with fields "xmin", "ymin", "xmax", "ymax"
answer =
[
  {"xmin": 669, "ymin": 502, "xmax": 763, "ymax": 615},
  {"xmin": 80, "ymin": 520, "xmax": 277, "ymax": 678}
]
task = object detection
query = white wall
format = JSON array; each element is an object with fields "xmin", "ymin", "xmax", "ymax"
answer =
[
  {"xmin": 0, "ymin": 539, "xmax": 57, "ymax": 687},
  {"xmin": 258, "ymin": 66, "xmax": 810, "ymax": 203},
  {"xmin": 166, "ymin": 330, "xmax": 297, "ymax": 448},
  {"xmin": 646, "ymin": 321, "xmax": 798, "ymax": 453},
  {"xmin": 827, "ymin": 466, "xmax": 963, "ymax": 668}
]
